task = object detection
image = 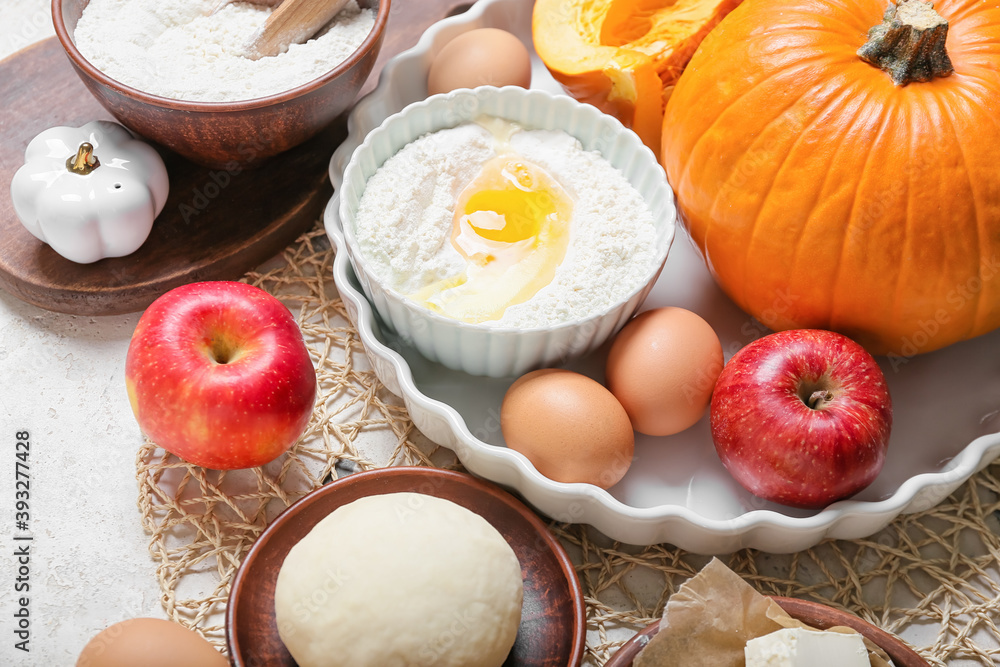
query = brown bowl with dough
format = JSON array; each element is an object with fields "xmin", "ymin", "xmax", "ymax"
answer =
[
  {"xmin": 226, "ymin": 466, "xmax": 587, "ymax": 666},
  {"xmin": 52, "ymin": 0, "xmax": 390, "ymax": 168}
]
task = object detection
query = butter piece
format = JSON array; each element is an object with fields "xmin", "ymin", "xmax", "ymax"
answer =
[{"xmin": 745, "ymin": 627, "xmax": 870, "ymax": 667}]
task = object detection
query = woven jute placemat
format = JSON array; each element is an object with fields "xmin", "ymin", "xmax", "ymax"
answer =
[{"xmin": 136, "ymin": 225, "xmax": 1000, "ymax": 666}]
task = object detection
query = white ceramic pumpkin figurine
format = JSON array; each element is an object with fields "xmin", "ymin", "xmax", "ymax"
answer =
[{"xmin": 10, "ymin": 120, "xmax": 169, "ymax": 264}]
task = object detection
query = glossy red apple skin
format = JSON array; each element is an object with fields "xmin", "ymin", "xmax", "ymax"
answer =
[
  {"xmin": 125, "ymin": 281, "xmax": 317, "ymax": 470},
  {"xmin": 710, "ymin": 329, "xmax": 892, "ymax": 509}
]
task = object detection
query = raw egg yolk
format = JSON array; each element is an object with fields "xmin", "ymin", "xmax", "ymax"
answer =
[{"xmin": 411, "ymin": 155, "xmax": 573, "ymax": 323}]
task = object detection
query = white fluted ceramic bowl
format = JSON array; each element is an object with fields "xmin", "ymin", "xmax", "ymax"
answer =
[{"xmin": 334, "ymin": 86, "xmax": 676, "ymax": 377}]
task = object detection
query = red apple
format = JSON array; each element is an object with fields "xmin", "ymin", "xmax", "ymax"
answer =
[
  {"xmin": 710, "ymin": 329, "xmax": 892, "ymax": 509},
  {"xmin": 125, "ymin": 281, "xmax": 317, "ymax": 470}
]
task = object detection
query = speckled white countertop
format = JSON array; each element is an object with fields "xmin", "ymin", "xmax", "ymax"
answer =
[{"xmin": 0, "ymin": 3, "xmax": 179, "ymax": 664}]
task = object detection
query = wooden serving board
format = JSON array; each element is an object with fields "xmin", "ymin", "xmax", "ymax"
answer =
[{"xmin": 0, "ymin": 0, "xmax": 475, "ymax": 316}]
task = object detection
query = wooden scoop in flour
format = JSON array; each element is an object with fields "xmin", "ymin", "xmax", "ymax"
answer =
[{"xmin": 213, "ymin": 0, "xmax": 351, "ymax": 60}]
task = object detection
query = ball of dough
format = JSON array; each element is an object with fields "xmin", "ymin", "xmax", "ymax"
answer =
[{"xmin": 274, "ymin": 492, "xmax": 523, "ymax": 667}]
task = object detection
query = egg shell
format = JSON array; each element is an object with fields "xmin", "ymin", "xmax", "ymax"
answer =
[
  {"xmin": 427, "ymin": 28, "xmax": 532, "ymax": 96},
  {"xmin": 606, "ymin": 307, "xmax": 724, "ymax": 436},
  {"xmin": 501, "ymin": 368, "xmax": 633, "ymax": 489},
  {"xmin": 76, "ymin": 618, "xmax": 227, "ymax": 667}
]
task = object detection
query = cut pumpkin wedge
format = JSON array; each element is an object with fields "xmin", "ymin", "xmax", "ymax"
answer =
[{"xmin": 533, "ymin": 0, "xmax": 743, "ymax": 157}]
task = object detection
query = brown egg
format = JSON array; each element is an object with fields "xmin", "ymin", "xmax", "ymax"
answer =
[
  {"xmin": 427, "ymin": 28, "xmax": 532, "ymax": 95},
  {"xmin": 606, "ymin": 307, "xmax": 724, "ymax": 436},
  {"xmin": 76, "ymin": 618, "xmax": 227, "ymax": 667},
  {"xmin": 501, "ymin": 369, "xmax": 633, "ymax": 489}
]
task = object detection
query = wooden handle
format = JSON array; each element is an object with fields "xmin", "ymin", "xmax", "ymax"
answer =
[{"xmin": 246, "ymin": 0, "xmax": 351, "ymax": 60}]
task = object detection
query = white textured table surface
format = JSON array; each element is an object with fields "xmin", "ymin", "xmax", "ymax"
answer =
[{"xmin": 0, "ymin": 3, "xmax": 167, "ymax": 666}]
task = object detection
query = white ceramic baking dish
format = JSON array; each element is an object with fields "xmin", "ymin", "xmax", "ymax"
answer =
[{"xmin": 323, "ymin": 0, "xmax": 1000, "ymax": 552}]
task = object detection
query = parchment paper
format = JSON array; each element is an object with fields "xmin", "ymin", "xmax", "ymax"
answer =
[{"xmin": 634, "ymin": 558, "xmax": 891, "ymax": 667}]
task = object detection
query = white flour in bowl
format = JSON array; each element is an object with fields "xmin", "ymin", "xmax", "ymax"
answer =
[
  {"xmin": 74, "ymin": 0, "xmax": 374, "ymax": 103},
  {"xmin": 353, "ymin": 121, "xmax": 659, "ymax": 329}
]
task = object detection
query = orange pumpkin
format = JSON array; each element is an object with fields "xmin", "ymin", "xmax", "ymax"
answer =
[
  {"xmin": 661, "ymin": 0, "xmax": 1000, "ymax": 358},
  {"xmin": 532, "ymin": 0, "xmax": 743, "ymax": 154}
]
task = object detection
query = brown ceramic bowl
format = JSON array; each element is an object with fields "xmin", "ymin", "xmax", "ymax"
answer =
[
  {"xmin": 52, "ymin": 0, "xmax": 390, "ymax": 168},
  {"xmin": 605, "ymin": 596, "xmax": 929, "ymax": 667},
  {"xmin": 226, "ymin": 466, "xmax": 587, "ymax": 667}
]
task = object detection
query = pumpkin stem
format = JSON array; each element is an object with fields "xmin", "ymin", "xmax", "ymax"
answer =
[
  {"xmin": 66, "ymin": 142, "xmax": 100, "ymax": 175},
  {"xmin": 857, "ymin": 0, "xmax": 954, "ymax": 86}
]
